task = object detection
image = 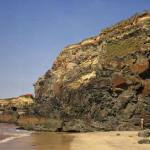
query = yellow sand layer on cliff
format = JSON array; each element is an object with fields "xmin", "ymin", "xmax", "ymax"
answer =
[{"xmin": 0, "ymin": 95, "xmax": 34, "ymax": 108}]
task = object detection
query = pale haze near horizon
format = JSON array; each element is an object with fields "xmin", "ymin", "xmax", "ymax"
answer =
[{"xmin": 0, "ymin": 0, "xmax": 150, "ymax": 98}]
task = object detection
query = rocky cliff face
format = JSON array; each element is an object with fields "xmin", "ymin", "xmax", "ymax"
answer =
[
  {"xmin": 34, "ymin": 11, "xmax": 150, "ymax": 131},
  {"xmin": 0, "ymin": 94, "xmax": 34, "ymax": 109},
  {"xmin": 0, "ymin": 94, "xmax": 34, "ymax": 123}
]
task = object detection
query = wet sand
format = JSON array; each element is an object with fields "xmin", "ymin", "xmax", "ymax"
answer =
[
  {"xmin": 0, "ymin": 123, "xmax": 31, "ymax": 144},
  {"xmin": 0, "ymin": 134, "xmax": 11, "ymax": 141},
  {"xmin": 0, "ymin": 123, "xmax": 17, "ymax": 142},
  {"xmin": 0, "ymin": 123, "xmax": 150, "ymax": 150}
]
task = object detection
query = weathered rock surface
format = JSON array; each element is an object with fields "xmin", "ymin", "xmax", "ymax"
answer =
[
  {"xmin": 31, "ymin": 11, "xmax": 150, "ymax": 131},
  {"xmin": 0, "ymin": 94, "xmax": 34, "ymax": 109},
  {"xmin": 0, "ymin": 94, "xmax": 34, "ymax": 123}
]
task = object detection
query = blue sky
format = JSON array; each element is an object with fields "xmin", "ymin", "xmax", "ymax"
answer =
[{"xmin": 0, "ymin": 0, "xmax": 149, "ymax": 98}]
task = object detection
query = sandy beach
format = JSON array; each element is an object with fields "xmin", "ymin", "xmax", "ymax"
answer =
[{"xmin": 0, "ymin": 123, "xmax": 150, "ymax": 150}]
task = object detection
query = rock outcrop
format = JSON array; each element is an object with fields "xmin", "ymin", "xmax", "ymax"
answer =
[
  {"xmin": 138, "ymin": 130, "xmax": 150, "ymax": 137},
  {"xmin": 138, "ymin": 130, "xmax": 150, "ymax": 144},
  {"xmin": 13, "ymin": 11, "xmax": 148, "ymax": 132},
  {"xmin": 0, "ymin": 94, "xmax": 34, "ymax": 123},
  {"xmin": 0, "ymin": 94, "xmax": 34, "ymax": 110}
]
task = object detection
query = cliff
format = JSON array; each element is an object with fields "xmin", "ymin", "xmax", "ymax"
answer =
[
  {"xmin": 0, "ymin": 94, "xmax": 34, "ymax": 123},
  {"xmin": 0, "ymin": 94, "xmax": 34, "ymax": 109},
  {"xmin": 32, "ymin": 11, "xmax": 150, "ymax": 132}
]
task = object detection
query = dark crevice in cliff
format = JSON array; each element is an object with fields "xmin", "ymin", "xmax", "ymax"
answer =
[
  {"xmin": 136, "ymin": 86, "xmax": 144, "ymax": 95},
  {"xmin": 140, "ymin": 69, "xmax": 150, "ymax": 79}
]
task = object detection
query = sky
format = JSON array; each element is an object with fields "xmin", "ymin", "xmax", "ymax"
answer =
[{"xmin": 0, "ymin": 0, "xmax": 149, "ymax": 98}]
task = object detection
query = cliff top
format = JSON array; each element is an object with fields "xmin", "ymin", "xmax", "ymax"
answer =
[{"xmin": 0, "ymin": 94, "xmax": 34, "ymax": 108}]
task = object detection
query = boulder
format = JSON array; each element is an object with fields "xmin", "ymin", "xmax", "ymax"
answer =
[
  {"xmin": 112, "ymin": 73, "xmax": 127, "ymax": 89},
  {"xmin": 138, "ymin": 130, "xmax": 150, "ymax": 137},
  {"xmin": 142, "ymin": 80, "xmax": 150, "ymax": 96},
  {"xmin": 130, "ymin": 56, "xmax": 149, "ymax": 74},
  {"xmin": 138, "ymin": 139, "xmax": 150, "ymax": 144}
]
